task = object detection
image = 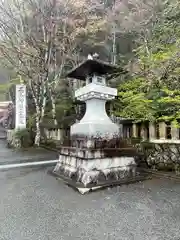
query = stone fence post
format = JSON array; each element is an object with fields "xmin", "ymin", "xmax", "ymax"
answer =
[
  {"xmin": 171, "ymin": 122, "xmax": 179, "ymax": 140},
  {"xmin": 149, "ymin": 122, "xmax": 156, "ymax": 141},
  {"xmin": 140, "ymin": 124, "xmax": 148, "ymax": 140},
  {"xmin": 132, "ymin": 123, "xmax": 138, "ymax": 138},
  {"xmin": 159, "ymin": 122, "xmax": 166, "ymax": 140}
]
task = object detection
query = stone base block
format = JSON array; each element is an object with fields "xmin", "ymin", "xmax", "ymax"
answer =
[{"xmin": 53, "ymin": 148, "xmax": 149, "ymax": 194}]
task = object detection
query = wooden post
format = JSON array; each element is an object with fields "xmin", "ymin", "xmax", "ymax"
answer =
[
  {"xmin": 132, "ymin": 123, "xmax": 138, "ymax": 138},
  {"xmin": 159, "ymin": 122, "xmax": 166, "ymax": 140},
  {"xmin": 149, "ymin": 122, "xmax": 156, "ymax": 141},
  {"xmin": 171, "ymin": 122, "xmax": 179, "ymax": 140}
]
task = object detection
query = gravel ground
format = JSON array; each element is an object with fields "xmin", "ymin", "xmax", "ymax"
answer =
[{"xmin": 0, "ymin": 167, "xmax": 180, "ymax": 240}]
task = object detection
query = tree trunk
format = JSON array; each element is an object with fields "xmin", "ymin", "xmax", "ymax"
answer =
[
  {"xmin": 34, "ymin": 104, "xmax": 41, "ymax": 146},
  {"xmin": 51, "ymin": 94, "xmax": 58, "ymax": 126},
  {"xmin": 33, "ymin": 83, "xmax": 47, "ymax": 146},
  {"xmin": 35, "ymin": 119, "xmax": 41, "ymax": 146},
  {"xmin": 41, "ymin": 90, "xmax": 47, "ymax": 121},
  {"xmin": 112, "ymin": 23, "xmax": 117, "ymax": 65}
]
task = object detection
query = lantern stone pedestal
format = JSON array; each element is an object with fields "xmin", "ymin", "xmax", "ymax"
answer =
[{"xmin": 53, "ymin": 57, "xmax": 149, "ymax": 194}]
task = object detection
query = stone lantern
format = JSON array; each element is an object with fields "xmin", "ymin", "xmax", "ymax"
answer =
[
  {"xmin": 67, "ymin": 56, "xmax": 120, "ymax": 138},
  {"xmin": 53, "ymin": 55, "xmax": 148, "ymax": 194}
]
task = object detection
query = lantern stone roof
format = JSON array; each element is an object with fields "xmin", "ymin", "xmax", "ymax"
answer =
[{"xmin": 66, "ymin": 59, "xmax": 118, "ymax": 81}]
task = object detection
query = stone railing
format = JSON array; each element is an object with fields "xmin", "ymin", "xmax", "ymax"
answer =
[
  {"xmin": 6, "ymin": 129, "xmax": 13, "ymax": 142},
  {"xmin": 45, "ymin": 121, "xmax": 180, "ymax": 143},
  {"xmin": 6, "ymin": 129, "xmax": 21, "ymax": 148},
  {"xmin": 121, "ymin": 121, "xmax": 180, "ymax": 143},
  {"xmin": 120, "ymin": 121, "xmax": 180, "ymax": 173},
  {"xmin": 44, "ymin": 128, "xmax": 70, "ymax": 142},
  {"xmin": 6, "ymin": 127, "xmax": 69, "ymax": 144},
  {"xmin": 44, "ymin": 128, "xmax": 63, "ymax": 141}
]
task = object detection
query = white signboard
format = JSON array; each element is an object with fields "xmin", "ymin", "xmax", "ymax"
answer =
[{"xmin": 15, "ymin": 84, "xmax": 26, "ymax": 129}]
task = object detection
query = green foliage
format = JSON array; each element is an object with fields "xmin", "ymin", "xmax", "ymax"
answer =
[
  {"xmin": 114, "ymin": 0, "xmax": 180, "ymax": 123},
  {"xmin": 114, "ymin": 77, "xmax": 155, "ymax": 121},
  {"xmin": 14, "ymin": 128, "xmax": 29, "ymax": 138},
  {"xmin": 44, "ymin": 139, "xmax": 57, "ymax": 149},
  {"xmin": 14, "ymin": 128, "xmax": 32, "ymax": 148},
  {"xmin": 27, "ymin": 114, "xmax": 36, "ymax": 128}
]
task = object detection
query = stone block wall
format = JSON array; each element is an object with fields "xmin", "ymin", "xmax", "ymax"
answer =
[
  {"xmin": 140, "ymin": 142, "xmax": 180, "ymax": 174},
  {"xmin": 119, "ymin": 120, "xmax": 180, "ymax": 174}
]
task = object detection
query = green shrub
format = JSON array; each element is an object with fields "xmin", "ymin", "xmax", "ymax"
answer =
[
  {"xmin": 14, "ymin": 128, "xmax": 32, "ymax": 147},
  {"xmin": 45, "ymin": 139, "xmax": 57, "ymax": 148}
]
